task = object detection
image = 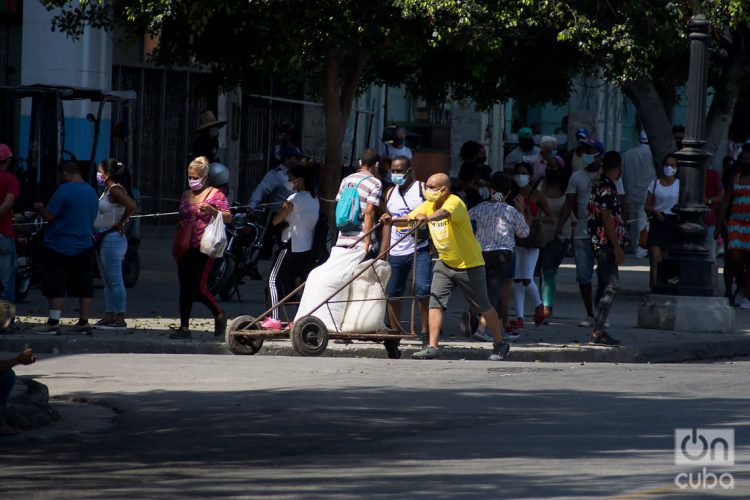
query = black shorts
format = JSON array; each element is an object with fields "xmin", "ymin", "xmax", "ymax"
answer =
[
  {"xmin": 41, "ymin": 246, "xmax": 95, "ymax": 299},
  {"xmin": 647, "ymin": 215, "xmax": 677, "ymax": 250}
]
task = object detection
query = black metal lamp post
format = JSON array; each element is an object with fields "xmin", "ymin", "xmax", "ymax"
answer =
[{"xmin": 653, "ymin": 12, "xmax": 713, "ymax": 296}]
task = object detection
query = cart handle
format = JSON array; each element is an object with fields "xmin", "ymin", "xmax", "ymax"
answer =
[{"xmin": 248, "ymin": 220, "xmax": 427, "ymax": 328}]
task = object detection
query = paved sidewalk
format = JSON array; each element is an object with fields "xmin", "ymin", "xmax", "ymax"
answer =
[{"xmin": 1, "ymin": 226, "xmax": 748, "ymax": 362}]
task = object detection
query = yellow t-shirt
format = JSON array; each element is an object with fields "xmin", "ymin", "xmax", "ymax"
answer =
[{"xmin": 409, "ymin": 194, "xmax": 484, "ymax": 269}]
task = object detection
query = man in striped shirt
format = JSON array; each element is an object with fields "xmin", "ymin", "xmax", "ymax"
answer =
[{"xmin": 335, "ymin": 149, "xmax": 383, "ymax": 253}]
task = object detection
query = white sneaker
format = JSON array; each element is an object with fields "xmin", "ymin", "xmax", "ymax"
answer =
[
  {"xmin": 578, "ymin": 316, "xmax": 594, "ymax": 327},
  {"xmin": 739, "ymin": 298, "xmax": 750, "ymax": 310},
  {"xmin": 634, "ymin": 248, "xmax": 648, "ymax": 259}
]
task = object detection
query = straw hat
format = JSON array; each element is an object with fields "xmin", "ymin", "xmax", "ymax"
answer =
[{"xmin": 195, "ymin": 111, "xmax": 227, "ymax": 132}]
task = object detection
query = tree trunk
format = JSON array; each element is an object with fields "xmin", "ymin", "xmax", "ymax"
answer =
[
  {"xmin": 621, "ymin": 79, "xmax": 675, "ymax": 166},
  {"xmin": 319, "ymin": 51, "xmax": 369, "ymax": 240}
]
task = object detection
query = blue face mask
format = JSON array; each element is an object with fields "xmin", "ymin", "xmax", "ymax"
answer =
[
  {"xmin": 582, "ymin": 153, "xmax": 598, "ymax": 166},
  {"xmin": 549, "ymin": 149, "xmax": 558, "ymax": 159},
  {"xmin": 391, "ymin": 173, "xmax": 407, "ymax": 186}
]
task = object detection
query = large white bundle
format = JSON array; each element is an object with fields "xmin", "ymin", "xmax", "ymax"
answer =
[
  {"xmin": 295, "ymin": 247, "xmax": 366, "ymax": 330},
  {"xmin": 340, "ymin": 259, "xmax": 391, "ymax": 333}
]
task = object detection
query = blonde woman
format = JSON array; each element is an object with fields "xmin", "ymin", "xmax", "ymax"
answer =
[{"xmin": 170, "ymin": 157, "xmax": 231, "ymax": 340}]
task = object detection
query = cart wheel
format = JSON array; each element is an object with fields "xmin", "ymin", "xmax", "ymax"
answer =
[
  {"xmin": 226, "ymin": 315, "xmax": 264, "ymax": 355},
  {"xmin": 290, "ymin": 316, "xmax": 328, "ymax": 357}
]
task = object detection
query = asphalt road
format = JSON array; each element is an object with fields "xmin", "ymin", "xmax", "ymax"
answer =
[{"xmin": 3, "ymin": 354, "xmax": 749, "ymax": 499}]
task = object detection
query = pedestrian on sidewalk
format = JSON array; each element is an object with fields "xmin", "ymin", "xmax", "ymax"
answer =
[
  {"xmin": 508, "ymin": 162, "xmax": 551, "ymax": 329},
  {"xmin": 262, "ymin": 164, "xmax": 320, "ymax": 330},
  {"xmin": 170, "ymin": 156, "xmax": 231, "ymax": 340},
  {"xmin": 0, "ymin": 347, "xmax": 36, "ymax": 435},
  {"xmin": 33, "ymin": 162, "xmax": 99, "ymax": 336},
  {"xmin": 538, "ymin": 155, "xmax": 572, "ymax": 323},
  {"xmin": 93, "ymin": 159, "xmax": 137, "ymax": 332},
  {"xmin": 621, "ymin": 131, "xmax": 654, "ymax": 259},
  {"xmin": 716, "ymin": 149, "xmax": 750, "ymax": 309},
  {"xmin": 388, "ymin": 173, "xmax": 510, "ymax": 361},
  {"xmin": 586, "ymin": 151, "xmax": 624, "ymax": 345},
  {"xmin": 379, "ymin": 156, "xmax": 433, "ymax": 354},
  {"xmin": 0, "ymin": 144, "xmax": 19, "ymax": 306},
  {"xmin": 468, "ymin": 173, "xmax": 529, "ymax": 342},
  {"xmin": 645, "ymin": 154, "xmax": 680, "ymax": 289},
  {"xmin": 335, "ymin": 149, "xmax": 383, "ymax": 255},
  {"xmin": 555, "ymin": 139, "xmax": 625, "ymax": 327}
]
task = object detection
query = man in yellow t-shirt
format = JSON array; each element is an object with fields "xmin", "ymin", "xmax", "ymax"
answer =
[{"xmin": 385, "ymin": 173, "xmax": 509, "ymax": 361}]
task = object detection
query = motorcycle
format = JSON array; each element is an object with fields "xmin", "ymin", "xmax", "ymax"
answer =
[
  {"xmin": 207, "ymin": 206, "xmax": 267, "ymax": 301},
  {"xmin": 14, "ymin": 211, "xmax": 44, "ymax": 301}
]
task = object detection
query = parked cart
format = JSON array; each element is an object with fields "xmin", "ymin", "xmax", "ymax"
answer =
[{"xmin": 226, "ymin": 222, "xmax": 426, "ymax": 358}]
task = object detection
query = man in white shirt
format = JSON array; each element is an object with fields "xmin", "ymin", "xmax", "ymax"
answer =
[
  {"xmin": 556, "ymin": 139, "xmax": 625, "ymax": 327},
  {"xmin": 380, "ymin": 156, "xmax": 432, "ymax": 355},
  {"xmin": 381, "ymin": 126, "xmax": 413, "ymax": 159},
  {"xmin": 503, "ymin": 127, "xmax": 539, "ymax": 172},
  {"xmin": 621, "ymin": 131, "xmax": 654, "ymax": 258}
]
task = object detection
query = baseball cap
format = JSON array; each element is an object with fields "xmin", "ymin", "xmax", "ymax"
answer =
[
  {"xmin": 583, "ymin": 138, "xmax": 605, "ymax": 154},
  {"xmin": 576, "ymin": 127, "xmax": 590, "ymax": 140},
  {"xmin": 518, "ymin": 127, "xmax": 533, "ymax": 139},
  {"xmin": 279, "ymin": 145, "xmax": 304, "ymax": 158},
  {"xmin": 0, "ymin": 144, "xmax": 12, "ymax": 162}
]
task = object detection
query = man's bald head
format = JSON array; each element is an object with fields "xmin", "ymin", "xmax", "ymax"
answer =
[{"xmin": 427, "ymin": 173, "xmax": 451, "ymax": 189}]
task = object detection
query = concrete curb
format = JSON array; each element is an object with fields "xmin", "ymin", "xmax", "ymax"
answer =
[{"xmin": 4, "ymin": 332, "xmax": 750, "ymax": 363}]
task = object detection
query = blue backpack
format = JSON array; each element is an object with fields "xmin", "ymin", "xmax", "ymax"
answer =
[{"xmin": 335, "ymin": 175, "xmax": 371, "ymax": 232}]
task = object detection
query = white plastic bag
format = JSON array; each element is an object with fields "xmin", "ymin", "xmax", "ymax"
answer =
[
  {"xmin": 199, "ymin": 214, "xmax": 227, "ymax": 258},
  {"xmin": 341, "ymin": 259, "xmax": 391, "ymax": 333},
  {"xmin": 295, "ymin": 246, "xmax": 366, "ymax": 330}
]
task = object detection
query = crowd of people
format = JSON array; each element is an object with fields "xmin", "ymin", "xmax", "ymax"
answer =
[{"xmin": 1, "ymin": 120, "xmax": 750, "ymax": 359}]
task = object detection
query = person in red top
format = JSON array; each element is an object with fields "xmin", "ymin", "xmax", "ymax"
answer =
[
  {"xmin": 0, "ymin": 144, "xmax": 19, "ymax": 306},
  {"xmin": 704, "ymin": 167, "xmax": 725, "ymax": 263}
]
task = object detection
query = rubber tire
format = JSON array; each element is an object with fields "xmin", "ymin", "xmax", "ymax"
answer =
[
  {"xmin": 290, "ymin": 316, "xmax": 329, "ymax": 357},
  {"xmin": 123, "ymin": 247, "xmax": 140, "ymax": 289},
  {"xmin": 208, "ymin": 254, "xmax": 235, "ymax": 297},
  {"xmin": 226, "ymin": 315, "xmax": 264, "ymax": 355}
]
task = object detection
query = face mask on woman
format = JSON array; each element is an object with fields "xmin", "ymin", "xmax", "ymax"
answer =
[
  {"xmin": 663, "ymin": 165, "xmax": 677, "ymax": 177},
  {"xmin": 189, "ymin": 177, "xmax": 205, "ymax": 191},
  {"xmin": 514, "ymin": 174, "xmax": 530, "ymax": 188},
  {"xmin": 285, "ymin": 180, "xmax": 295, "ymax": 191},
  {"xmin": 491, "ymin": 191, "xmax": 504, "ymax": 202},
  {"xmin": 423, "ymin": 187, "xmax": 443, "ymax": 202},
  {"xmin": 96, "ymin": 172, "xmax": 105, "ymax": 186}
]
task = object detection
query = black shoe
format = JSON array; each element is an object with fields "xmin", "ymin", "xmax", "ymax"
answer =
[
  {"xmin": 489, "ymin": 342, "xmax": 510, "ymax": 361},
  {"xmin": 170, "ymin": 327, "xmax": 192, "ymax": 340},
  {"xmin": 588, "ymin": 332, "xmax": 621, "ymax": 346},
  {"xmin": 214, "ymin": 314, "xmax": 227, "ymax": 338}
]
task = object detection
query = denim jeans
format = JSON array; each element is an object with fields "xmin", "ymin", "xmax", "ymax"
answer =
[
  {"xmin": 0, "ymin": 234, "xmax": 16, "ymax": 304},
  {"xmin": 594, "ymin": 246, "xmax": 620, "ymax": 332},
  {"xmin": 0, "ymin": 368, "xmax": 15, "ymax": 418},
  {"xmin": 97, "ymin": 231, "xmax": 127, "ymax": 313},
  {"xmin": 386, "ymin": 246, "xmax": 433, "ymax": 298},
  {"xmin": 541, "ymin": 238, "xmax": 569, "ymax": 307}
]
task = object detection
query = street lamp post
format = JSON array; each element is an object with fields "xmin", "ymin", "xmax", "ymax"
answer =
[
  {"xmin": 652, "ymin": 13, "xmax": 712, "ymax": 296},
  {"xmin": 637, "ymin": 12, "xmax": 735, "ymax": 332}
]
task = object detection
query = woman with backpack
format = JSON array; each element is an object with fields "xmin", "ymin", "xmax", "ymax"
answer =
[{"xmin": 261, "ymin": 164, "xmax": 320, "ymax": 329}]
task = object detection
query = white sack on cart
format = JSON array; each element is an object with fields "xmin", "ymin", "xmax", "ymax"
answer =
[
  {"xmin": 341, "ymin": 259, "xmax": 391, "ymax": 333},
  {"xmin": 295, "ymin": 246, "xmax": 366, "ymax": 330}
]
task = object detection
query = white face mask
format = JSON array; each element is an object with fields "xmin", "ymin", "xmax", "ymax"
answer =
[
  {"xmin": 478, "ymin": 187, "xmax": 490, "ymax": 199},
  {"xmin": 663, "ymin": 166, "xmax": 677, "ymax": 177},
  {"xmin": 491, "ymin": 191, "xmax": 504, "ymax": 202},
  {"xmin": 514, "ymin": 175, "xmax": 530, "ymax": 188},
  {"xmin": 285, "ymin": 181, "xmax": 295, "ymax": 191}
]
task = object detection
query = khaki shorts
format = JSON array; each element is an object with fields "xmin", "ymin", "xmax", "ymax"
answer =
[{"xmin": 429, "ymin": 260, "xmax": 492, "ymax": 312}]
